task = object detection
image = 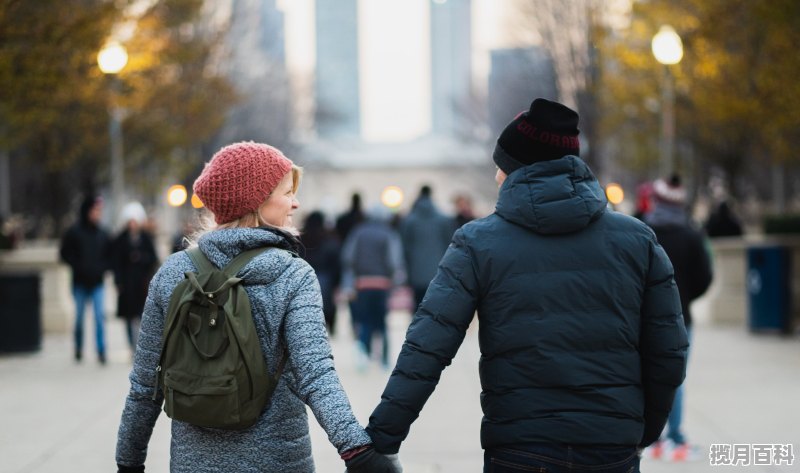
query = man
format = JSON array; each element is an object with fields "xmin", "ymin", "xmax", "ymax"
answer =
[
  {"xmin": 644, "ymin": 175, "xmax": 713, "ymax": 462},
  {"xmin": 60, "ymin": 194, "xmax": 112, "ymax": 364},
  {"xmin": 365, "ymin": 99, "xmax": 688, "ymax": 472},
  {"xmin": 400, "ymin": 185, "xmax": 455, "ymax": 313}
]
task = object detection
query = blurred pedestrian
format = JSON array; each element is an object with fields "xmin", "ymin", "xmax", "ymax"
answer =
[
  {"xmin": 644, "ymin": 175, "xmax": 713, "ymax": 462},
  {"xmin": 115, "ymin": 142, "xmax": 399, "ymax": 473},
  {"xmin": 453, "ymin": 193, "xmax": 476, "ymax": 228},
  {"xmin": 300, "ymin": 210, "xmax": 342, "ymax": 335},
  {"xmin": 705, "ymin": 200, "xmax": 743, "ymax": 237},
  {"xmin": 633, "ymin": 181, "xmax": 654, "ymax": 221},
  {"xmin": 365, "ymin": 98, "xmax": 687, "ymax": 473},
  {"xmin": 400, "ymin": 185, "xmax": 455, "ymax": 313},
  {"xmin": 336, "ymin": 192, "xmax": 365, "ymax": 242},
  {"xmin": 341, "ymin": 205, "xmax": 406, "ymax": 371},
  {"xmin": 111, "ymin": 202, "xmax": 159, "ymax": 354},
  {"xmin": 59, "ymin": 194, "xmax": 112, "ymax": 364},
  {"xmin": 0, "ymin": 214, "xmax": 16, "ymax": 249}
]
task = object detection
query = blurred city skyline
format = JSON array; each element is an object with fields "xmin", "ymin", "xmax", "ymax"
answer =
[
  {"xmin": 3, "ymin": 0, "xmax": 799, "ymax": 240},
  {"xmin": 280, "ymin": 0, "xmax": 557, "ymax": 142}
]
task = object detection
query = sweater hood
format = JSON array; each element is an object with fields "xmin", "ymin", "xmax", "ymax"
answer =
[
  {"xmin": 197, "ymin": 227, "xmax": 301, "ymax": 285},
  {"xmin": 495, "ymin": 155, "xmax": 607, "ymax": 235}
]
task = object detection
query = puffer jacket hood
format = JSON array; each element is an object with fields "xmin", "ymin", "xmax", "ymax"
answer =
[{"xmin": 495, "ymin": 155, "xmax": 607, "ymax": 235}]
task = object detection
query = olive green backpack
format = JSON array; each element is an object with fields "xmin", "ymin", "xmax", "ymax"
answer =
[{"xmin": 152, "ymin": 247, "xmax": 286, "ymax": 430}]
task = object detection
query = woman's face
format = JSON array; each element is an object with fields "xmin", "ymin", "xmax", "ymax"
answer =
[{"xmin": 258, "ymin": 171, "xmax": 299, "ymax": 228}]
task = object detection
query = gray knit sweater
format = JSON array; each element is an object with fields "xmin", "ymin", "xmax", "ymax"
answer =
[{"xmin": 116, "ymin": 228, "xmax": 371, "ymax": 472}]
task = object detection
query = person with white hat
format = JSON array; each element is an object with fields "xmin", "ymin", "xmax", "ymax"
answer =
[{"xmin": 111, "ymin": 201, "xmax": 159, "ymax": 354}]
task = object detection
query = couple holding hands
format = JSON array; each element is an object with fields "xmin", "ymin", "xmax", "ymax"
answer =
[{"xmin": 116, "ymin": 99, "xmax": 687, "ymax": 473}]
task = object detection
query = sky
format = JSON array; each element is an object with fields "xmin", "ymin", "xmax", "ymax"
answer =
[{"xmin": 278, "ymin": 0, "xmax": 521, "ymax": 142}]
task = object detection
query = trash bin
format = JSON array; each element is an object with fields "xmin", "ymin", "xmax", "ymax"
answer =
[
  {"xmin": 0, "ymin": 273, "xmax": 42, "ymax": 352},
  {"xmin": 746, "ymin": 246, "xmax": 792, "ymax": 334}
]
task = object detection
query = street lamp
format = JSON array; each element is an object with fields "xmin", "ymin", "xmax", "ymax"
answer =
[
  {"xmin": 167, "ymin": 185, "xmax": 188, "ymax": 207},
  {"xmin": 97, "ymin": 41, "xmax": 128, "ymax": 222},
  {"xmin": 651, "ymin": 25, "xmax": 683, "ymax": 176},
  {"xmin": 380, "ymin": 186, "xmax": 404, "ymax": 209}
]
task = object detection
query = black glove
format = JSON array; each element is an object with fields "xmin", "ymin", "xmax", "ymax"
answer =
[
  {"xmin": 345, "ymin": 448, "xmax": 402, "ymax": 473},
  {"xmin": 117, "ymin": 464, "xmax": 144, "ymax": 473}
]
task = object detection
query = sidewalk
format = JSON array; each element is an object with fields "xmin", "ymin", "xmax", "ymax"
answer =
[{"xmin": 1, "ymin": 307, "xmax": 798, "ymax": 472}]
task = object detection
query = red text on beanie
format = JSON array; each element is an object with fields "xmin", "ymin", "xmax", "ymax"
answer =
[{"xmin": 193, "ymin": 142, "xmax": 293, "ymax": 224}]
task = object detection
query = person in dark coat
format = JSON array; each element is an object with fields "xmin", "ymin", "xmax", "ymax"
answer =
[
  {"xmin": 453, "ymin": 194, "xmax": 476, "ymax": 228},
  {"xmin": 300, "ymin": 210, "xmax": 342, "ymax": 335},
  {"xmin": 0, "ymin": 214, "xmax": 17, "ymax": 249},
  {"xmin": 705, "ymin": 200, "xmax": 743, "ymax": 237},
  {"xmin": 336, "ymin": 192, "xmax": 365, "ymax": 242},
  {"xmin": 59, "ymin": 194, "xmax": 112, "ymax": 364},
  {"xmin": 400, "ymin": 185, "xmax": 455, "ymax": 313},
  {"xmin": 111, "ymin": 202, "xmax": 159, "ymax": 353},
  {"xmin": 644, "ymin": 175, "xmax": 713, "ymax": 461},
  {"xmin": 365, "ymin": 99, "xmax": 688, "ymax": 473}
]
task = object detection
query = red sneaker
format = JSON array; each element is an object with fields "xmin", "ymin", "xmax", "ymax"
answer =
[
  {"xmin": 643, "ymin": 441, "xmax": 665, "ymax": 460},
  {"xmin": 671, "ymin": 443, "xmax": 704, "ymax": 462}
]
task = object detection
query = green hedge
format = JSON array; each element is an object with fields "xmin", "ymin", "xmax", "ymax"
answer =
[{"xmin": 763, "ymin": 215, "xmax": 800, "ymax": 234}]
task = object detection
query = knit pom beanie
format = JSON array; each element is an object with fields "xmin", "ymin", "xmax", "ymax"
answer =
[
  {"xmin": 652, "ymin": 174, "xmax": 687, "ymax": 205},
  {"xmin": 193, "ymin": 142, "xmax": 293, "ymax": 224}
]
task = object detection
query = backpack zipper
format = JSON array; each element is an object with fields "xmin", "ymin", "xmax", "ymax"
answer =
[{"xmin": 152, "ymin": 365, "xmax": 162, "ymax": 401}]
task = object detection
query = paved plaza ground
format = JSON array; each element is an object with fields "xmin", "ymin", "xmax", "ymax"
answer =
[{"xmin": 1, "ymin": 302, "xmax": 798, "ymax": 473}]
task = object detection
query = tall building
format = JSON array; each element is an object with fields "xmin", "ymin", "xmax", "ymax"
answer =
[
  {"xmin": 215, "ymin": 0, "xmax": 290, "ymax": 149},
  {"xmin": 430, "ymin": 0, "xmax": 471, "ymax": 137},
  {"xmin": 488, "ymin": 47, "xmax": 557, "ymax": 138},
  {"xmin": 315, "ymin": 0, "xmax": 361, "ymax": 138}
]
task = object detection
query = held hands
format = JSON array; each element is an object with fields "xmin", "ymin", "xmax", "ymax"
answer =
[
  {"xmin": 117, "ymin": 464, "xmax": 144, "ymax": 473},
  {"xmin": 344, "ymin": 448, "xmax": 402, "ymax": 473}
]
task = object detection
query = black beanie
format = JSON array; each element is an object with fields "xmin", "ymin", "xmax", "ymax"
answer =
[{"xmin": 493, "ymin": 98, "xmax": 580, "ymax": 175}]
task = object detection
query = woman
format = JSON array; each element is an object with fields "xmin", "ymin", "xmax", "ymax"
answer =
[
  {"xmin": 111, "ymin": 201, "xmax": 159, "ymax": 354},
  {"xmin": 115, "ymin": 142, "xmax": 400, "ymax": 472}
]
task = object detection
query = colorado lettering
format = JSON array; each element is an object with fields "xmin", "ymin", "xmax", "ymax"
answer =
[{"xmin": 516, "ymin": 121, "xmax": 579, "ymax": 149}]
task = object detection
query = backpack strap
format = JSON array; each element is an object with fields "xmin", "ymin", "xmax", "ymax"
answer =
[
  {"xmin": 185, "ymin": 246, "xmax": 272, "ymax": 277},
  {"xmin": 222, "ymin": 246, "xmax": 288, "ymax": 379},
  {"xmin": 223, "ymin": 247, "xmax": 272, "ymax": 277},
  {"xmin": 185, "ymin": 247, "xmax": 216, "ymax": 273},
  {"xmin": 190, "ymin": 245, "xmax": 289, "ymax": 380}
]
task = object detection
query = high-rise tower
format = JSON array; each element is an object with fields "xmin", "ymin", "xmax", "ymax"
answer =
[
  {"xmin": 430, "ymin": 0, "xmax": 471, "ymax": 137},
  {"xmin": 315, "ymin": 0, "xmax": 361, "ymax": 138}
]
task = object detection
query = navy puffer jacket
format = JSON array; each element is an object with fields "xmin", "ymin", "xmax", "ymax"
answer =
[{"xmin": 367, "ymin": 156, "xmax": 688, "ymax": 452}]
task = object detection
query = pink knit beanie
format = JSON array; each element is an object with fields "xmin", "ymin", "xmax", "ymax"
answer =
[{"xmin": 193, "ymin": 141, "xmax": 293, "ymax": 224}]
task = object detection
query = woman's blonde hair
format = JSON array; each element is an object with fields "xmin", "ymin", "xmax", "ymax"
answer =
[{"xmin": 187, "ymin": 164, "xmax": 303, "ymax": 247}]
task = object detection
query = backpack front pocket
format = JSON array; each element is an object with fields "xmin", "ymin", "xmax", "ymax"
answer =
[{"xmin": 164, "ymin": 369, "xmax": 240, "ymax": 428}]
